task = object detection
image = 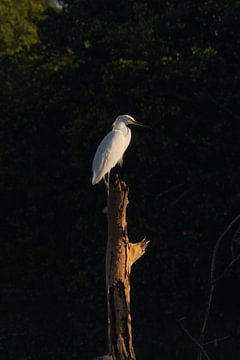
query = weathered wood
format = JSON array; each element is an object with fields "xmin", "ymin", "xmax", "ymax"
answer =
[{"xmin": 99, "ymin": 179, "xmax": 149, "ymax": 360}]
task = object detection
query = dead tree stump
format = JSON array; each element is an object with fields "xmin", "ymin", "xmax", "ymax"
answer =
[{"xmin": 96, "ymin": 179, "xmax": 149, "ymax": 360}]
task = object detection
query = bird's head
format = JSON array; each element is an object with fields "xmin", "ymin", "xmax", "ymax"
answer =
[{"xmin": 112, "ymin": 114, "xmax": 145, "ymax": 128}]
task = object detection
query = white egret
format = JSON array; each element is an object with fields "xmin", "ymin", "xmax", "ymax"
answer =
[{"xmin": 92, "ymin": 114, "xmax": 144, "ymax": 191}]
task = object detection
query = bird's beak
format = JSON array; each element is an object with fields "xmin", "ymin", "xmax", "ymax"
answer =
[{"xmin": 129, "ymin": 118, "xmax": 148, "ymax": 128}]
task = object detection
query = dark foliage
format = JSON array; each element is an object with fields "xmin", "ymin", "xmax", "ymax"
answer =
[{"xmin": 1, "ymin": 1, "xmax": 240, "ymax": 359}]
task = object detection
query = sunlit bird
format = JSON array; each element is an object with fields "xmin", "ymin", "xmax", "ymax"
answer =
[{"xmin": 92, "ymin": 114, "xmax": 145, "ymax": 192}]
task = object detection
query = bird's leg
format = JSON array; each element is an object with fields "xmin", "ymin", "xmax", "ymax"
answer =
[
  {"xmin": 103, "ymin": 174, "xmax": 108, "ymax": 187},
  {"xmin": 103, "ymin": 174, "xmax": 109, "ymax": 196}
]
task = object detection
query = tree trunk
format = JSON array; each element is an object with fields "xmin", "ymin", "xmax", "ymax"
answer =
[{"xmin": 95, "ymin": 179, "xmax": 149, "ymax": 360}]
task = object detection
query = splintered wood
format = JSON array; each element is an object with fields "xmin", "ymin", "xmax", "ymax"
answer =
[{"xmin": 96, "ymin": 179, "xmax": 149, "ymax": 360}]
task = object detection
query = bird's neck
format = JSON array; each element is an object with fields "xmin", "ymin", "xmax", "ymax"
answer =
[{"xmin": 113, "ymin": 122, "xmax": 129, "ymax": 135}]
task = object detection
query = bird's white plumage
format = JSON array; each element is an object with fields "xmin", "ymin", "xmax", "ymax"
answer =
[
  {"xmin": 92, "ymin": 114, "xmax": 143, "ymax": 186},
  {"xmin": 92, "ymin": 128, "xmax": 131, "ymax": 185}
]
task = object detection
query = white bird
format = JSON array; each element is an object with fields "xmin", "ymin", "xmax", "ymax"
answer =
[{"xmin": 92, "ymin": 114, "xmax": 144, "ymax": 192}]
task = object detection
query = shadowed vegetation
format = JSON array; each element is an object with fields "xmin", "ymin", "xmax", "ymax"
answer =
[{"xmin": 1, "ymin": 1, "xmax": 240, "ymax": 359}]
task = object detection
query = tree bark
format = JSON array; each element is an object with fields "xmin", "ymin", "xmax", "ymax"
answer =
[{"xmin": 95, "ymin": 179, "xmax": 149, "ymax": 360}]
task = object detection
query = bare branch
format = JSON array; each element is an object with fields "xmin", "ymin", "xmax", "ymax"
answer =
[
  {"xmin": 231, "ymin": 224, "xmax": 240, "ymax": 259},
  {"xmin": 179, "ymin": 320, "xmax": 211, "ymax": 360},
  {"xmin": 156, "ymin": 183, "xmax": 184, "ymax": 198},
  {"xmin": 203, "ymin": 335, "xmax": 230, "ymax": 346},
  {"xmin": 197, "ymin": 214, "xmax": 240, "ymax": 360},
  {"xmin": 213, "ymin": 253, "xmax": 240, "ymax": 283},
  {"xmin": 211, "ymin": 214, "xmax": 240, "ymax": 283},
  {"xmin": 146, "ymin": 183, "xmax": 184, "ymax": 199},
  {"xmin": 169, "ymin": 188, "xmax": 192, "ymax": 207},
  {"xmin": 198, "ymin": 284, "xmax": 215, "ymax": 358}
]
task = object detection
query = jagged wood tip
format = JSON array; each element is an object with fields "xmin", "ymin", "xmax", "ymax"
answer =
[{"xmin": 129, "ymin": 237, "xmax": 150, "ymax": 266}]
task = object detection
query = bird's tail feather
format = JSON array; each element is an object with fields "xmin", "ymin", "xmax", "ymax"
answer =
[{"xmin": 92, "ymin": 173, "xmax": 101, "ymax": 185}]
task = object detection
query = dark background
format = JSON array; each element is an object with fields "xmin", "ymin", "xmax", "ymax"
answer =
[{"xmin": 1, "ymin": 1, "xmax": 240, "ymax": 359}]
